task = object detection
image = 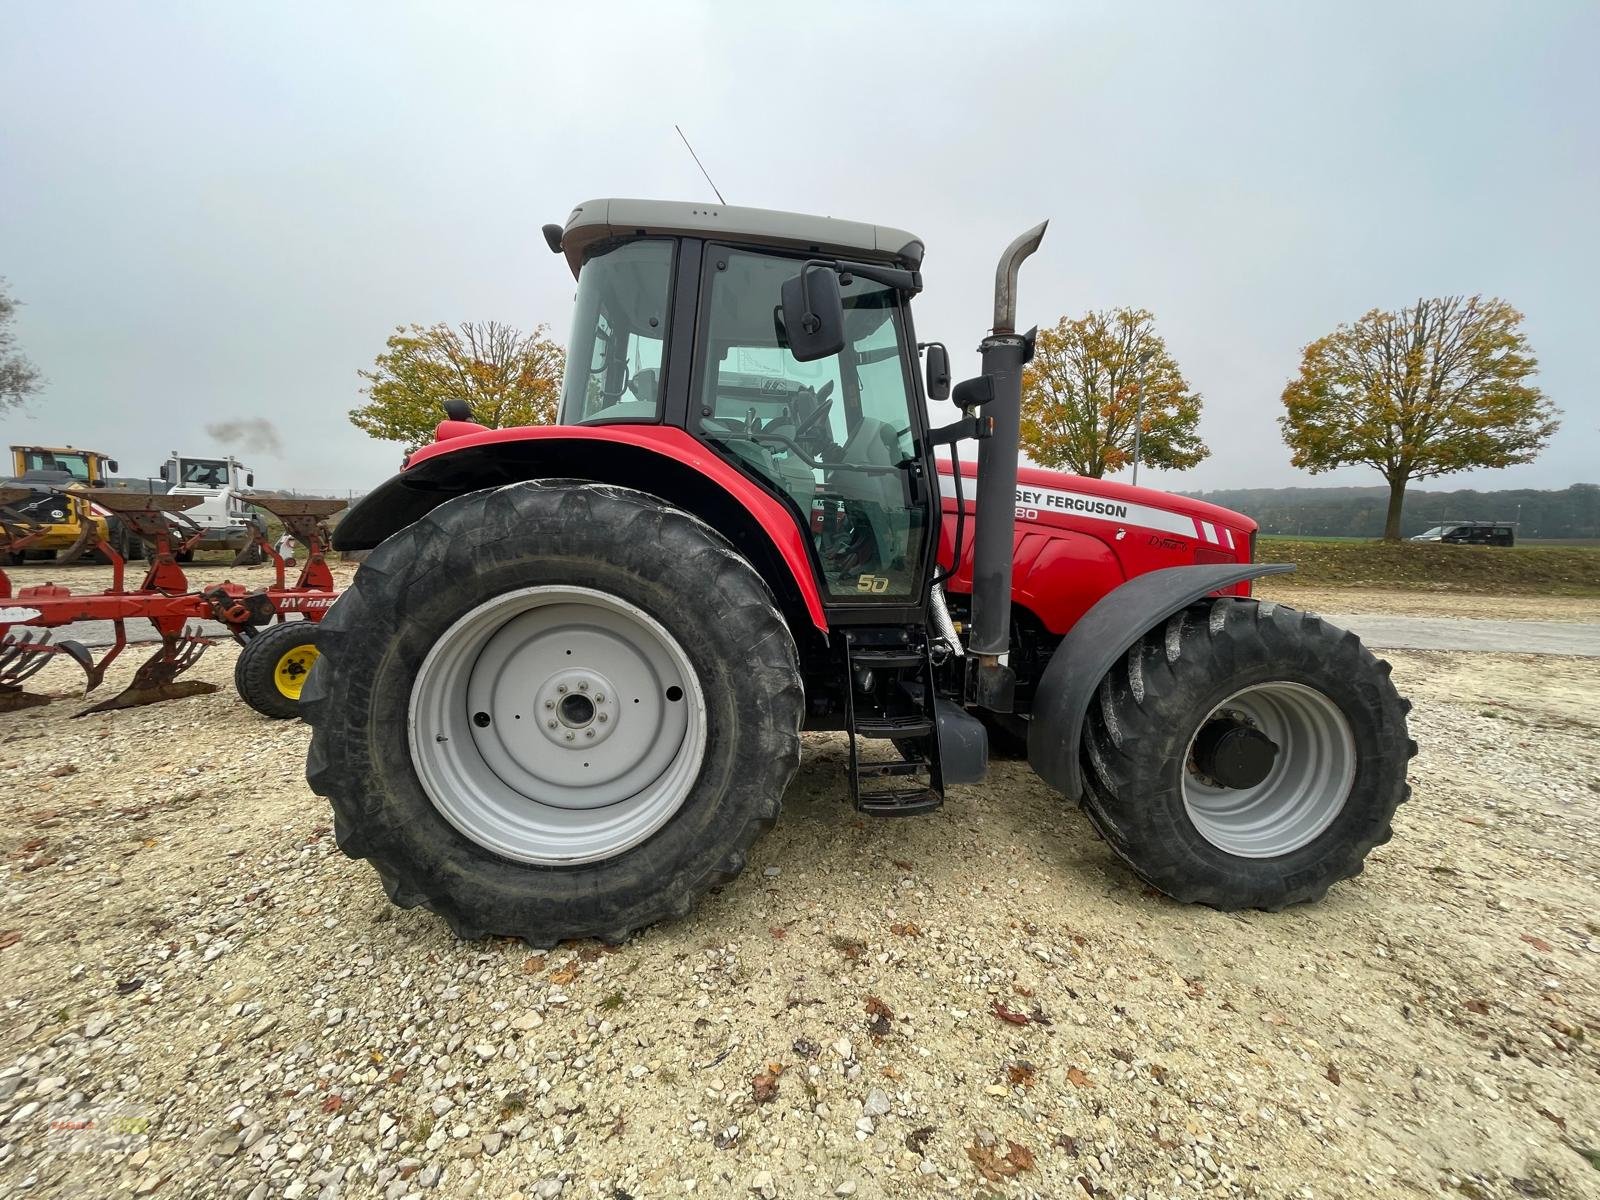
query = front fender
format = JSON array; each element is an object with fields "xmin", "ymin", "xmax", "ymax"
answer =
[
  {"xmin": 1026, "ymin": 562, "xmax": 1294, "ymax": 800},
  {"xmin": 336, "ymin": 425, "xmax": 829, "ymax": 633}
]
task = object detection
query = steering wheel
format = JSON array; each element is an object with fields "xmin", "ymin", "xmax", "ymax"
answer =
[{"xmin": 793, "ymin": 380, "xmax": 836, "ymax": 440}]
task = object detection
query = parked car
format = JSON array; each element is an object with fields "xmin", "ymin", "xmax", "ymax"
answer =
[{"xmin": 1410, "ymin": 521, "xmax": 1516, "ymax": 546}]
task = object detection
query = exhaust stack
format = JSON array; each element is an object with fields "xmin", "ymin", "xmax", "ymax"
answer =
[{"xmin": 967, "ymin": 220, "xmax": 1048, "ymax": 711}]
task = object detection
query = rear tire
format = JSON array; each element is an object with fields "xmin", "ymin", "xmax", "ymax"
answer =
[
  {"xmin": 1078, "ymin": 598, "xmax": 1414, "ymax": 910},
  {"xmin": 301, "ymin": 481, "xmax": 804, "ymax": 945},
  {"xmin": 235, "ymin": 620, "xmax": 321, "ymax": 720}
]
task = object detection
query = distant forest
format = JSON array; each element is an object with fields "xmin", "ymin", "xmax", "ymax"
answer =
[{"xmin": 1181, "ymin": 483, "xmax": 1600, "ymax": 540}]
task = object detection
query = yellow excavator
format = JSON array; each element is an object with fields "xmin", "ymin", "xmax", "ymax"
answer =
[{"xmin": 2, "ymin": 445, "xmax": 138, "ymax": 564}]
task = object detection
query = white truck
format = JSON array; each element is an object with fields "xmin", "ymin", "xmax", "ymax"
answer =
[{"xmin": 158, "ymin": 452, "xmax": 268, "ymax": 563}]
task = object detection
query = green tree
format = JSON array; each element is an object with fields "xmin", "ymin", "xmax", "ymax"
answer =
[
  {"xmin": 1280, "ymin": 295, "xmax": 1559, "ymax": 540},
  {"xmin": 351, "ymin": 321, "xmax": 565, "ymax": 451},
  {"xmin": 1020, "ymin": 308, "xmax": 1208, "ymax": 479},
  {"xmin": 1, "ymin": 278, "xmax": 44, "ymax": 412}
]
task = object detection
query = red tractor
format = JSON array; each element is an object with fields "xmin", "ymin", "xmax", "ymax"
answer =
[{"xmin": 307, "ymin": 199, "xmax": 1413, "ymax": 944}]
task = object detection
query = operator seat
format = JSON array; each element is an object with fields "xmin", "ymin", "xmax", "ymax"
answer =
[{"xmin": 828, "ymin": 417, "xmax": 906, "ymax": 581}]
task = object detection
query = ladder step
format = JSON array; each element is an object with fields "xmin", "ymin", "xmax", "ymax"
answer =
[
  {"xmin": 850, "ymin": 648, "xmax": 924, "ymax": 669},
  {"xmin": 855, "ymin": 759, "xmax": 928, "ymax": 779},
  {"xmin": 854, "ymin": 715, "xmax": 933, "ymax": 739},
  {"xmin": 857, "ymin": 787, "xmax": 943, "ymax": 817}
]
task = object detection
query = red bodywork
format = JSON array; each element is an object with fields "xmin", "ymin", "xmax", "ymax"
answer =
[
  {"xmin": 935, "ymin": 459, "xmax": 1256, "ymax": 635},
  {"xmin": 420, "ymin": 421, "xmax": 1255, "ymax": 640},
  {"xmin": 417, "ymin": 422, "xmax": 830, "ymax": 632}
]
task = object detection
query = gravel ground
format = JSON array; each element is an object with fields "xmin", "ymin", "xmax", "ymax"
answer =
[
  {"xmin": 1, "ymin": 590, "xmax": 1597, "ymax": 1199},
  {"xmin": 1254, "ymin": 582, "xmax": 1600, "ymax": 623}
]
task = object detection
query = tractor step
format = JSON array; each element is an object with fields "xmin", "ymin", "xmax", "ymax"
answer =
[
  {"xmin": 849, "ymin": 648, "xmax": 925, "ymax": 669},
  {"xmin": 844, "ymin": 630, "xmax": 945, "ymax": 817},
  {"xmin": 854, "ymin": 714, "xmax": 933, "ymax": 739},
  {"xmin": 855, "ymin": 758, "xmax": 928, "ymax": 779},
  {"xmin": 856, "ymin": 786, "xmax": 944, "ymax": 817}
]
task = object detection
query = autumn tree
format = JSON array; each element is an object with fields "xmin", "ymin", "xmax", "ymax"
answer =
[
  {"xmin": 351, "ymin": 321, "xmax": 565, "ymax": 451},
  {"xmin": 1, "ymin": 278, "xmax": 44, "ymax": 412},
  {"xmin": 1280, "ymin": 296, "xmax": 1558, "ymax": 540},
  {"xmin": 1020, "ymin": 308, "xmax": 1207, "ymax": 479}
]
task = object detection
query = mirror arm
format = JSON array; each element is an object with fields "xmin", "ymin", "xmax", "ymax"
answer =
[
  {"xmin": 800, "ymin": 257, "xmax": 922, "ymax": 295},
  {"xmin": 928, "ymin": 415, "xmax": 991, "ymax": 448}
]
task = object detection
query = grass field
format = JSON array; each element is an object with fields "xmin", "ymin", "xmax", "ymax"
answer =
[{"xmin": 1256, "ymin": 537, "xmax": 1600, "ymax": 595}]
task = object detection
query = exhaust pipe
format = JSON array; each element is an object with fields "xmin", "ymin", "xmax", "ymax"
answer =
[{"xmin": 968, "ymin": 220, "xmax": 1048, "ymax": 711}]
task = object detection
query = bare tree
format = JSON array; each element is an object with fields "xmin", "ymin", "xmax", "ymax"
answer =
[{"xmin": 0, "ymin": 278, "xmax": 44, "ymax": 412}]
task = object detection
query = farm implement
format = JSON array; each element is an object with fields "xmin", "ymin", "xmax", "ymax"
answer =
[{"xmin": 0, "ymin": 487, "xmax": 344, "ymax": 716}]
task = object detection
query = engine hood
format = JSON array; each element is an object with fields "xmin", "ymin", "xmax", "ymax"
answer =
[{"xmin": 937, "ymin": 459, "xmax": 1256, "ymax": 537}]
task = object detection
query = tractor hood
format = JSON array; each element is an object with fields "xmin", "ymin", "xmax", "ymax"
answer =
[{"xmin": 938, "ymin": 459, "xmax": 1256, "ymax": 551}]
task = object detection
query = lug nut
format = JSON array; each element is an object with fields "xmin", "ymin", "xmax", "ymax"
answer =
[
  {"xmin": 598, "ymin": 714, "xmax": 608, "ymax": 724},
  {"xmin": 594, "ymin": 693, "xmax": 604, "ymax": 702},
  {"xmin": 544, "ymin": 700, "xmax": 554, "ymax": 710},
  {"xmin": 557, "ymin": 684, "xmax": 567, "ymax": 694},
  {"xmin": 578, "ymin": 681, "xmax": 589, "ymax": 691},
  {"xmin": 564, "ymin": 732, "xmax": 575, "ymax": 741},
  {"xmin": 546, "ymin": 720, "xmax": 557, "ymax": 729},
  {"xmin": 585, "ymin": 729, "xmax": 595, "ymax": 738}
]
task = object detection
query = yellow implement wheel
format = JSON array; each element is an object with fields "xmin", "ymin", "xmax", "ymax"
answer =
[
  {"xmin": 235, "ymin": 621, "xmax": 323, "ymax": 720},
  {"xmin": 274, "ymin": 643, "xmax": 320, "ymax": 700}
]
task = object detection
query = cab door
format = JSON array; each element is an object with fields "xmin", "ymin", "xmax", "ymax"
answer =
[{"xmin": 692, "ymin": 246, "xmax": 932, "ymax": 604}]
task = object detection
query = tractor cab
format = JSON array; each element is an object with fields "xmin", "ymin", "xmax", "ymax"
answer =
[{"xmin": 552, "ymin": 202, "xmax": 937, "ymax": 605}]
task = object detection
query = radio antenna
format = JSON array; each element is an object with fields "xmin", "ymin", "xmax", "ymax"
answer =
[{"xmin": 675, "ymin": 125, "xmax": 727, "ymax": 206}]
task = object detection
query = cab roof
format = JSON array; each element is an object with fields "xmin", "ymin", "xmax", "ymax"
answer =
[
  {"xmin": 11, "ymin": 444, "xmax": 112, "ymax": 457},
  {"xmin": 559, "ymin": 198, "xmax": 923, "ymax": 278}
]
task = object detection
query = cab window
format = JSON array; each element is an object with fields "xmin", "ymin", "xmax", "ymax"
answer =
[
  {"xmin": 558, "ymin": 239, "xmax": 675, "ymax": 425},
  {"xmin": 696, "ymin": 248, "xmax": 925, "ymax": 600},
  {"xmin": 22, "ymin": 450, "xmax": 92, "ymax": 481}
]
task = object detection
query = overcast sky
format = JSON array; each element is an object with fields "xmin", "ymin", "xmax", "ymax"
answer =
[{"xmin": 2, "ymin": 1, "xmax": 1595, "ymax": 495}]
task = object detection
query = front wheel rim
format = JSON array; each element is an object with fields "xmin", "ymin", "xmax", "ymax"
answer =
[
  {"xmin": 1181, "ymin": 681, "xmax": 1356, "ymax": 858},
  {"xmin": 408, "ymin": 585, "xmax": 707, "ymax": 866},
  {"xmin": 274, "ymin": 644, "xmax": 319, "ymax": 699}
]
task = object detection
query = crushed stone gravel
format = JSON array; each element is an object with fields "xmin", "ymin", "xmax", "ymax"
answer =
[{"xmin": 0, "ymin": 601, "xmax": 1596, "ymax": 1199}]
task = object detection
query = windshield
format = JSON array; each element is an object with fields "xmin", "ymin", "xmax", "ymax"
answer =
[
  {"xmin": 558, "ymin": 239, "xmax": 675, "ymax": 425},
  {"xmin": 21, "ymin": 449, "xmax": 92, "ymax": 481},
  {"xmin": 179, "ymin": 458, "xmax": 229, "ymax": 487},
  {"xmin": 1416, "ymin": 526, "xmax": 1446, "ymax": 537}
]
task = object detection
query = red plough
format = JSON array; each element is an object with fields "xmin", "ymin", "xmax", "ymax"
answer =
[{"xmin": 0, "ymin": 488, "xmax": 345, "ymax": 715}]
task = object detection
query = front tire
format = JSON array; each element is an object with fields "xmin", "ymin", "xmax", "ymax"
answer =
[
  {"xmin": 1078, "ymin": 598, "xmax": 1414, "ymax": 910},
  {"xmin": 302, "ymin": 481, "xmax": 804, "ymax": 945}
]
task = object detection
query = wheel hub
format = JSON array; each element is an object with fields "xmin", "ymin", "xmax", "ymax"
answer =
[
  {"xmin": 1192, "ymin": 717, "xmax": 1278, "ymax": 790},
  {"xmin": 531, "ymin": 669, "xmax": 619, "ymax": 749}
]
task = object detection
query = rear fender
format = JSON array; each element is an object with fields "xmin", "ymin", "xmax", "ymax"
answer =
[
  {"xmin": 1026, "ymin": 563, "xmax": 1294, "ymax": 800},
  {"xmin": 336, "ymin": 426, "xmax": 828, "ymax": 635}
]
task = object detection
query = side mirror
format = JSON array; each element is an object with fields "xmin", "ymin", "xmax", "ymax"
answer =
[
  {"xmin": 780, "ymin": 264, "xmax": 846, "ymax": 362},
  {"xmin": 442, "ymin": 399, "xmax": 472, "ymax": 422},
  {"xmin": 924, "ymin": 343, "xmax": 951, "ymax": 402},
  {"xmin": 952, "ymin": 374, "xmax": 994, "ymax": 413},
  {"xmin": 159, "ymin": 462, "xmax": 172, "ymax": 483},
  {"xmin": 246, "ymin": 473, "xmax": 254, "ymax": 487},
  {"xmin": 107, "ymin": 459, "xmax": 119, "ymax": 474}
]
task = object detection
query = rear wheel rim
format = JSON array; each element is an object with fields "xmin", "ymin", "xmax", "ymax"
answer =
[
  {"xmin": 1181, "ymin": 681, "xmax": 1356, "ymax": 858},
  {"xmin": 408, "ymin": 585, "xmax": 706, "ymax": 866}
]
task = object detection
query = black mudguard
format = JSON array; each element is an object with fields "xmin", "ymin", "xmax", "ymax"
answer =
[{"xmin": 1026, "ymin": 563, "xmax": 1294, "ymax": 801}]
